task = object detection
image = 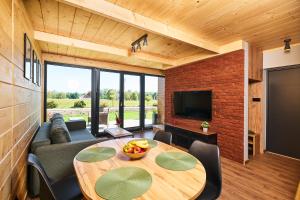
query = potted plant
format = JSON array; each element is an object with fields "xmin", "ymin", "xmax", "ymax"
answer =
[
  {"xmin": 100, "ymin": 101, "xmax": 109, "ymax": 112},
  {"xmin": 201, "ymin": 121, "xmax": 209, "ymax": 133},
  {"xmin": 152, "ymin": 110, "xmax": 158, "ymax": 124}
]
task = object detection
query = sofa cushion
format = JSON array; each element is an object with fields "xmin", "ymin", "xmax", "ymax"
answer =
[
  {"xmin": 31, "ymin": 122, "xmax": 51, "ymax": 153},
  {"xmin": 50, "ymin": 118, "xmax": 71, "ymax": 144},
  {"xmin": 69, "ymin": 129, "xmax": 95, "ymax": 141},
  {"xmin": 50, "ymin": 113, "xmax": 64, "ymax": 122}
]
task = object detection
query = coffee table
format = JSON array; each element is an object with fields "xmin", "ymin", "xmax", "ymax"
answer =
[{"xmin": 104, "ymin": 127, "xmax": 134, "ymax": 138}]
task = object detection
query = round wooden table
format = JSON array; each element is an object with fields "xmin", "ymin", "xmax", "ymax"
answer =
[{"xmin": 73, "ymin": 138, "xmax": 206, "ymax": 200}]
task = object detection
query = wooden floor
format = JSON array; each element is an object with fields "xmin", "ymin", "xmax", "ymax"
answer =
[
  {"xmin": 136, "ymin": 130, "xmax": 300, "ymax": 200},
  {"xmin": 220, "ymin": 153, "xmax": 300, "ymax": 200}
]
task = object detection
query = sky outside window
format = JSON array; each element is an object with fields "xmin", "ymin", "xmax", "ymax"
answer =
[
  {"xmin": 47, "ymin": 65, "xmax": 91, "ymax": 93},
  {"xmin": 48, "ymin": 64, "xmax": 158, "ymax": 93}
]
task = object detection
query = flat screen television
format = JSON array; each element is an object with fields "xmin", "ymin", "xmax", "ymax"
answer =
[{"xmin": 173, "ymin": 90, "xmax": 212, "ymax": 120}]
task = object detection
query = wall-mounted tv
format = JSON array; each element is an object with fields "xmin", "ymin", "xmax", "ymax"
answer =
[{"xmin": 173, "ymin": 90, "xmax": 212, "ymax": 120}]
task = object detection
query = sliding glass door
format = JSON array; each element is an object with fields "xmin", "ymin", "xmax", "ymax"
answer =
[
  {"xmin": 123, "ymin": 74, "xmax": 141, "ymax": 129},
  {"xmin": 145, "ymin": 75, "xmax": 159, "ymax": 126},
  {"xmin": 99, "ymin": 71, "xmax": 120, "ymax": 132}
]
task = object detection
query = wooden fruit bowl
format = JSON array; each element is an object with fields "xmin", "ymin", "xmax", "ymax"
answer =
[{"xmin": 124, "ymin": 148, "xmax": 150, "ymax": 159}]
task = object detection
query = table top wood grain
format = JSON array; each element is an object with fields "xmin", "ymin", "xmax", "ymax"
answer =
[{"xmin": 73, "ymin": 138, "xmax": 206, "ymax": 200}]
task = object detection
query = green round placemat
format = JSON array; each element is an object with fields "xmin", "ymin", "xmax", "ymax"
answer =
[
  {"xmin": 95, "ymin": 167, "xmax": 152, "ymax": 200},
  {"xmin": 75, "ymin": 147, "xmax": 116, "ymax": 162},
  {"xmin": 155, "ymin": 152, "xmax": 197, "ymax": 171},
  {"xmin": 130, "ymin": 138, "xmax": 158, "ymax": 148}
]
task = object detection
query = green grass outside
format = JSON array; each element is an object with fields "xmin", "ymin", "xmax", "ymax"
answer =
[{"xmin": 48, "ymin": 98, "xmax": 157, "ymax": 109}]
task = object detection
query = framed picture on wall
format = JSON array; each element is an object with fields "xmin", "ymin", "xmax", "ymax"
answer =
[
  {"xmin": 24, "ymin": 33, "xmax": 32, "ymax": 80},
  {"xmin": 37, "ymin": 59, "xmax": 41, "ymax": 86},
  {"xmin": 32, "ymin": 50, "xmax": 37, "ymax": 84}
]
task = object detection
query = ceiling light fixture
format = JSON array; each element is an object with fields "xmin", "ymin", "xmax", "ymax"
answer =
[
  {"xmin": 284, "ymin": 38, "xmax": 291, "ymax": 53},
  {"xmin": 143, "ymin": 36, "xmax": 148, "ymax": 46},
  {"xmin": 131, "ymin": 46, "xmax": 136, "ymax": 52},
  {"xmin": 131, "ymin": 34, "xmax": 148, "ymax": 52}
]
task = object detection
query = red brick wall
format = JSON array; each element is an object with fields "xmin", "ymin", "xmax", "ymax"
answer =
[{"xmin": 165, "ymin": 50, "xmax": 245, "ymax": 163}]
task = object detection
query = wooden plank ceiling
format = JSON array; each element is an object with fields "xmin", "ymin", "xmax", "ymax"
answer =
[
  {"xmin": 24, "ymin": 0, "xmax": 300, "ymax": 70},
  {"xmin": 107, "ymin": 0, "xmax": 300, "ymax": 49}
]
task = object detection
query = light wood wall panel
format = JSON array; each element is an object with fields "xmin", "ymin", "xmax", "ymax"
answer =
[
  {"xmin": 0, "ymin": 129, "xmax": 13, "ymax": 161},
  {"xmin": 249, "ymin": 44, "xmax": 263, "ymax": 81},
  {"xmin": 0, "ymin": 108, "xmax": 12, "ymax": 135},
  {"xmin": 0, "ymin": 0, "xmax": 43, "ymax": 199},
  {"xmin": 0, "ymin": 82, "xmax": 13, "ymax": 108},
  {"xmin": 0, "ymin": 57, "xmax": 13, "ymax": 84},
  {"xmin": 0, "ymin": 0, "xmax": 12, "ymax": 61},
  {"xmin": 248, "ymin": 82, "xmax": 263, "ymax": 153}
]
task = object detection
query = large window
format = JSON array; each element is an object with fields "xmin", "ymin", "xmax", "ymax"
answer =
[
  {"xmin": 45, "ymin": 62, "xmax": 164, "ymax": 134},
  {"xmin": 145, "ymin": 76, "xmax": 159, "ymax": 126},
  {"xmin": 99, "ymin": 71, "xmax": 120, "ymax": 131},
  {"xmin": 123, "ymin": 74, "xmax": 141, "ymax": 128},
  {"xmin": 46, "ymin": 64, "xmax": 91, "ymax": 127}
]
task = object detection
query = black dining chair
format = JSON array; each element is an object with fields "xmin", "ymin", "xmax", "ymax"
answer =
[
  {"xmin": 27, "ymin": 153, "xmax": 82, "ymax": 200},
  {"xmin": 153, "ymin": 130, "xmax": 172, "ymax": 145},
  {"xmin": 188, "ymin": 140, "xmax": 222, "ymax": 200}
]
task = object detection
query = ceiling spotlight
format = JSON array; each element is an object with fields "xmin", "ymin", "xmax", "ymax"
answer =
[
  {"xmin": 284, "ymin": 38, "xmax": 291, "ymax": 53},
  {"xmin": 143, "ymin": 37, "xmax": 148, "ymax": 46},
  {"xmin": 131, "ymin": 46, "xmax": 136, "ymax": 52},
  {"xmin": 131, "ymin": 34, "xmax": 148, "ymax": 52},
  {"xmin": 137, "ymin": 42, "xmax": 141, "ymax": 50}
]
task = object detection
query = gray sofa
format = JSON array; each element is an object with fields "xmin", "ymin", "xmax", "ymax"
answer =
[{"xmin": 28, "ymin": 117, "xmax": 109, "ymax": 197}]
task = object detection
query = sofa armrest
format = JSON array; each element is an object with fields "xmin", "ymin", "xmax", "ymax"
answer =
[
  {"xmin": 65, "ymin": 120, "xmax": 86, "ymax": 131},
  {"xmin": 29, "ymin": 137, "xmax": 109, "ymax": 197}
]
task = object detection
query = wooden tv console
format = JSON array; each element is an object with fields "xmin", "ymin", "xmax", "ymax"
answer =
[{"xmin": 164, "ymin": 123, "xmax": 217, "ymax": 149}]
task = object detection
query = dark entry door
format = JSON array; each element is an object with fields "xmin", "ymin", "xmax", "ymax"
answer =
[{"xmin": 267, "ymin": 66, "xmax": 300, "ymax": 159}]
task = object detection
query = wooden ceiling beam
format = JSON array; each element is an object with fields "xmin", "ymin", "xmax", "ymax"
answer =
[
  {"xmin": 166, "ymin": 40, "xmax": 244, "ymax": 69},
  {"xmin": 34, "ymin": 31, "xmax": 129, "ymax": 57},
  {"xmin": 34, "ymin": 31, "xmax": 174, "ymax": 66},
  {"xmin": 42, "ymin": 53, "xmax": 164, "ymax": 76},
  {"xmin": 35, "ymin": 31, "xmax": 244, "ymax": 70},
  {"xmin": 56, "ymin": 0, "xmax": 220, "ymax": 53}
]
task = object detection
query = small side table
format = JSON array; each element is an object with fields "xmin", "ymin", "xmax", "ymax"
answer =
[{"xmin": 104, "ymin": 127, "xmax": 134, "ymax": 139}]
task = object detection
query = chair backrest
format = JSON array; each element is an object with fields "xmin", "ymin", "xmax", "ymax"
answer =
[
  {"xmin": 188, "ymin": 140, "xmax": 222, "ymax": 196},
  {"xmin": 27, "ymin": 153, "xmax": 56, "ymax": 200},
  {"xmin": 153, "ymin": 131, "xmax": 172, "ymax": 145}
]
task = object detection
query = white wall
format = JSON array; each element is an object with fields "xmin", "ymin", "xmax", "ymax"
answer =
[
  {"xmin": 262, "ymin": 43, "xmax": 300, "ymax": 150},
  {"xmin": 263, "ymin": 43, "xmax": 300, "ymax": 69}
]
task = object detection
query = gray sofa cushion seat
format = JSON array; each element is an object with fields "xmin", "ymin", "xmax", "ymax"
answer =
[
  {"xmin": 70, "ymin": 129, "xmax": 95, "ymax": 141},
  {"xmin": 50, "ymin": 118, "xmax": 71, "ymax": 144}
]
